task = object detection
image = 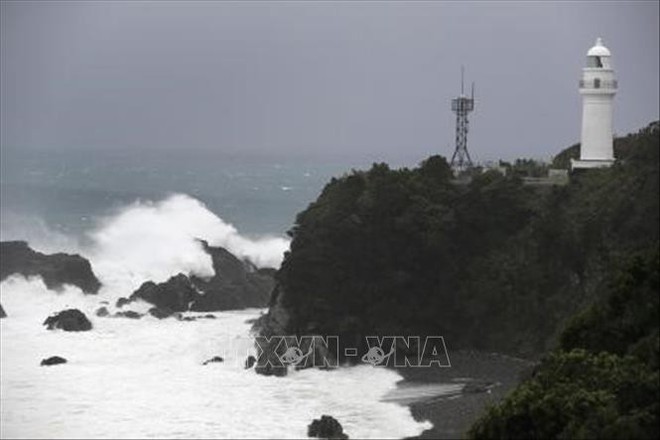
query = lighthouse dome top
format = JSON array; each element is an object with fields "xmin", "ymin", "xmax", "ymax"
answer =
[{"xmin": 587, "ymin": 37, "xmax": 611, "ymax": 57}]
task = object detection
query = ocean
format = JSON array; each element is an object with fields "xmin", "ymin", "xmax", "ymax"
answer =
[{"xmin": 0, "ymin": 147, "xmax": 435, "ymax": 439}]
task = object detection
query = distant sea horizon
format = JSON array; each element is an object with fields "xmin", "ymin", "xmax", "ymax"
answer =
[{"xmin": 0, "ymin": 146, "xmax": 431, "ymax": 244}]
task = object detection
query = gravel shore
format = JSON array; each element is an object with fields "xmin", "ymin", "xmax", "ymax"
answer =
[{"xmin": 392, "ymin": 350, "xmax": 534, "ymax": 439}]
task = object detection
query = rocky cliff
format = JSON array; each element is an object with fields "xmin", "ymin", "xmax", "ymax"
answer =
[{"xmin": 0, "ymin": 241, "xmax": 101, "ymax": 294}]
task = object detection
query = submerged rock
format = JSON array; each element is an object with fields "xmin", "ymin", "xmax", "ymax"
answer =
[
  {"xmin": 43, "ymin": 309, "xmax": 92, "ymax": 331},
  {"xmin": 0, "ymin": 241, "xmax": 101, "ymax": 294},
  {"xmin": 307, "ymin": 415, "xmax": 349, "ymax": 439},
  {"xmin": 95, "ymin": 306, "xmax": 110, "ymax": 317},
  {"xmin": 148, "ymin": 306, "xmax": 175, "ymax": 319},
  {"xmin": 114, "ymin": 310, "xmax": 142, "ymax": 319},
  {"xmin": 202, "ymin": 356, "xmax": 224, "ymax": 365},
  {"xmin": 40, "ymin": 356, "xmax": 67, "ymax": 366}
]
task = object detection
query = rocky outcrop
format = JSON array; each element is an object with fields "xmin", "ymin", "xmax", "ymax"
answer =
[
  {"xmin": 123, "ymin": 240, "xmax": 275, "ymax": 312},
  {"xmin": 40, "ymin": 356, "xmax": 67, "ymax": 366},
  {"xmin": 148, "ymin": 306, "xmax": 175, "ymax": 319},
  {"xmin": 43, "ymin": 309, "xmax": 92, "ymax": 331},
  {"xmin": 307, "ymin": 415, "xmax": 349, "ymax": 439},
  {"xmin": 130, "ymin": 274, "xmax": 198, "ymax": 312},
  {"xmin": 116, "ymin": 297, "xmax": 131, "ymax": 308},
  {"xmin": 0, "ymin": 241, "xmax": 101, "ymax": 294},
  {"xmin": 0, "ymin": 303, "xmax": 6, "ymax": 318},
  {"xmin": 189, "ymin": 241, "xmax": 275, "ymax": 311}
]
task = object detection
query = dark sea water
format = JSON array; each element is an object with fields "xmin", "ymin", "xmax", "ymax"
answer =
[{"xmin": 0, "ymin": 147, "xmax": 376, "ymax": 240}]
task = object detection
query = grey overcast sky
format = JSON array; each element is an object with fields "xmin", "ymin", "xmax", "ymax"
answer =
[{"xmin": 1, "ymin": 1, "xmax": 658, "ymax": 162}]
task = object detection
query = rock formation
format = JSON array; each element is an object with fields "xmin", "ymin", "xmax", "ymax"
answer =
[
  {"xmin": 43, "ymin": 309, "xmax": 92, "ymax": 331},
  {"xmin": 202, "ymin": 356, "xmax": 224, "ymax": 365},
  {"xmin": 123, "ymin": 240, "xmax": 275, "ymax": 313},
  {"xmin": 40, "ymin": 356, "xmax": 68, "ymax": 366},
  {"xmin": 1, "ymin": 241, "xmax": 101, "ymax": 294},
  {"xmin": 307, "ymin": 415, "xmax": 349, "ymax": 439}
]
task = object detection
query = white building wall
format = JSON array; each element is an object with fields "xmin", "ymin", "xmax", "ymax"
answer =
[{"xmin": 580, "ymin": 93, "xmax": 614, "ymax": 160}]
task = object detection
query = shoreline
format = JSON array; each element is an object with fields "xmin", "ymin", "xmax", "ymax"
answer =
[{"xmin": 392, "ymin": 350, "xmax": 534, "ymax": 439}]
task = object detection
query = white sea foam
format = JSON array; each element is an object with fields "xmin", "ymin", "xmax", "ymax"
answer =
[
  {"xmin": 2, "ymin": 194, "xmax": 290, "ymax": 300},
  {"xmin": 0, "ymin": 195, "xmax": 433, "ymax": 438},
  {"xmin": 0, "ymin": 276, "xmax": 431, "ymax": 439}
]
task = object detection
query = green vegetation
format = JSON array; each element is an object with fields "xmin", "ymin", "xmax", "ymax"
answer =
[
  {"xmin": 468, "ymin": 248, "xmax": 659, "ymax": 439},
  {"xmin": 273, "ymin": 121, "xmax": 658, "ymax": 360},
  {"xmin": 264, "ymin": 120, "xmax": 658, "ymax": 436}
]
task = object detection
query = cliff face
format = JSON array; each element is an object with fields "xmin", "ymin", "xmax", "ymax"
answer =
[
  {"xmin": 0, "ymin": 241, "xmax": 101, "ymax": 294},
  {"xmin": 257, "ymin": 122, "xmax": 659, "ymax": 360}
]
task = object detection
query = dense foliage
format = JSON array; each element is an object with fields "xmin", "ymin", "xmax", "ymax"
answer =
[
  {"xmin": 468, "ymin": 248, "xmax": 659, "ymax": 439},
  {"xmin": 271, "ymin": 121, "xmax": 658, "ymax": 359}
]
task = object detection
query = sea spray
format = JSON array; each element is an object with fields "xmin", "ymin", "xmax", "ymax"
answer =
[
  {"xmin": 0, "ymin": 194, "xmax": 431, "ymax": 438},
  {"xmin": 2, "ymin": 194, "xmax": 289, "ymax": 301}
]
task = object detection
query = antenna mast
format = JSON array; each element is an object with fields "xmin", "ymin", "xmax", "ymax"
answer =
[{"xmin": 450, "ymin": 66, "xmax": 475, "ymax": 173}]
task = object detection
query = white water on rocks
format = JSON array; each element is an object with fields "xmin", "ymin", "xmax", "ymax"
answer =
[{"xmin": 0, "ymin": 194, "xmax": 432, "ymax": 439}]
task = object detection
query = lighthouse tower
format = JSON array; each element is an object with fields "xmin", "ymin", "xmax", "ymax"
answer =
[{"xmin": 572, "ymin": 37, "xmax": 617, "ymax": 170}]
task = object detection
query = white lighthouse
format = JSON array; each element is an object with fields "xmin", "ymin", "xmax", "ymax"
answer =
[{"xmin": 571, "ymin": 37, "xmax": 617, "ymax": 170}]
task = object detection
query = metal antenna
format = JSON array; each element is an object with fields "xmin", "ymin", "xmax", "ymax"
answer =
[{"xmin": 450, "ymin": 67, "xmax": 475, "ymax": 173}]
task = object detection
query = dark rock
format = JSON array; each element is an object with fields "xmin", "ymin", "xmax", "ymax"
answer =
[
  {"xmin": 40, "ymin": 356, "xmax": 67, "ymax": 366},
  {"xmin": 123, "ymin": 241, "xmax": 276, "ymax": 313},
  {"xmin": 0, "ymin": 241, "xmax": 101, "ymax": 294},
  {"xmin": 189, "ymin": 240, "xmax": 275, "ymax": 311},
  {"xmin": 180, "ymin": 316, "xmax": 196, "ymax": 322},
  {"xmin": 129, "ymin": 273, "xmax": 199, "ymax": 312},
  {"xmin": 202, "ymin": 356, "xmax": 224, "ymax": 365},
  {"xmin": 204, "ymin": 314, "xmax": 216, "ymax": 319},
  {"xmin": 116, "ymin": 297, "xmax": 131, "ymax": 308},
  {"xmin": 0, "ymin": 303, "xmax": 6, "ymax": 318},
  {"xmin": 148, "ymin": 306, "xmax": 175, "ymax": 319},
  {"xmin": 43, "ymin": 309, "xmax": 92, "ymax": 331},
  {"xmin": 254, "ymin": 363, "xmax": 288, "ymax": 377},
  {"xmin": 114, "ymin": 310, "xmax": 142, "ymax": 319},
  {"xmin": 95, "ymin": 306, "xmax": 109, "ymax": 317},
  {"xmin": 307, "ymin": 415, "xmax": 349, "ymax": 439},
  {"xmin": 244, "ymin": 355, "xmax": 257, "ymax": 369}
]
